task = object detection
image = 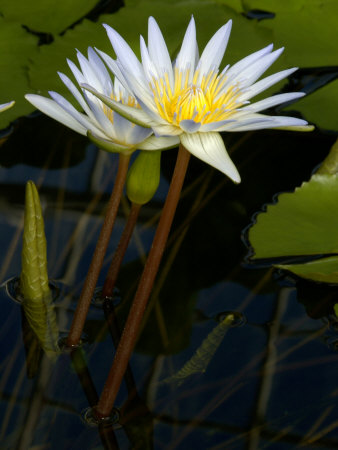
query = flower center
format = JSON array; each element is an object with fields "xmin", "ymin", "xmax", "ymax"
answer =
[
  {"xmin": 104, "ymin": 92, "xmax": 140, "ymax": 124},
  {"xmin": 174, "ymin": 86, "xmax": 209, "ymax": 121},
  {"xmin": 150, "ymin": 68, "xmax": 243, "ymax": 127}
]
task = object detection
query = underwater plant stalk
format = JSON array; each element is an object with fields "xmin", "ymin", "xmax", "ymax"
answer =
[
  {"xmin": 102, "ymin": 202, "xmax": 142, "ymax": 299},
  {"xmin": 67, "ymin": 153, "xmax": 131, "ymax": 347},
  {"xmin": 95, "ymin": 144, "xmax": 190, "ymax": 417}
]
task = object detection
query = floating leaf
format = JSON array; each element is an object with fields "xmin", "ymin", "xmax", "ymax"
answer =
[
  {"xmin": 249, "ymin": 174, "xmax": 338, "ymax": 260},
  {"xmin": 242, "ymin": 0, "xmax": 338, "ymax": 131},
  {"xmin": 284, "ymin": 80, "xmax": 338, "ymax": 132},
  {"xmin": 276, "ymin": 256, "xmax": 338, "ymax": 284},
  {"xmin": 316, "ymin": 138, "xmax": 338, "ymax": 176},
  {"xmin": 28, "ymin": 1, "xmax": 272, "ymax": 101},
  {"xmin": 223, "ymin": 0, "xmax": 338, "ymax": 67},
  {"xmin": 248, "ymin": 166, "xmax": 338, "ymax": 283},
  {"xmin": 163, "ymin": 314, "xmax": 235, "ymax": 386},
  {"xmin": 215, "ymin": 0, "xmax": 244, "ymax": 13},
  {"xmin": 0, "ymin": 18, "xmax": 38, "ymax": 129},
  {"xmin": 242, "ymin": 0, "xmax": 321, "ymax": 13},
  {"xmin": 0, "ymin": 0, "xmax": 99, "ymax": 34},
  {"xmin": 20, "ymin": 181, "xmax": 59, "ymax": 356}
]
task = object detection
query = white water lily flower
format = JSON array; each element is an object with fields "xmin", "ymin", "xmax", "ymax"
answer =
[
  {"xmin": 84, "ymin": 16, "xmax": 312, "ymax": 182},
  {"xmin": 25, "ymin": 48, "xmax": 179, "ymax": 154},
  {"xmin": 0, "ymin": 101, "xmax": 15, "ymax": 113}
]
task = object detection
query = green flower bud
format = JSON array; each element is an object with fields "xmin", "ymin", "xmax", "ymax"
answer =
[
  {"xmin": 20, "ymin": 181, "xmax": 59, "ymax": 356},
  {"xmin": 20, "ymin": 181, "xmax": 50, "ymax": 301},
  {"xmin": 126, "ymin": 150, "xmax": 161, "ymax": 205}
]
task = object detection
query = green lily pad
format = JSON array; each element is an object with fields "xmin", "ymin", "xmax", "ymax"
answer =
[
  {"xmin": 0, "ymin": 18, "xmax": 38, "ymax": 129},
  {"xmin": 249, "ymin": 174, "xmax": 338, "ymax": 258},
  {"xmin": 259, "ymin": 3, "xmax": 338, "ymax": 68},
  {"xmin": 212, "ymin": 0, "xmax": 244, "ymax": 13},
  {"xmin": 238, "ymin": 1, "xmax": 338, "ymax": 84},
  {"xmin": 28, "ymin": 1, "xmax": 272, "ymax": 100},
  {"xmin": 241, "ymin": 1, "xmax": 338, "ymax": 130},
  {"xmin": 248, "ymin": 173, "xmax": 338, "ymax": 283},
  {"xmin": 276, "ymin": 256, "xmax": 338, "ymax": 284},
  {"xmin": 284, "ymin": 80, "xmax": 338, "ymax": 132},
  {"xmin": 242, "ymin": 0, "xmax": 321, "ymax": 13},
  {"xmin": 0, "ymin": 0, "xmax": 99, "ymax": 34}
]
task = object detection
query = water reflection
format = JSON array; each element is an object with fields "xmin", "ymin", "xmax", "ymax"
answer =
[{"xmin": 0, "ymin": 109, "xmax": 338, "ymax": 449}]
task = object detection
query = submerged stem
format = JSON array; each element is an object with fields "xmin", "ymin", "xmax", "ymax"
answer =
[
  {"xmin": 96, "ymin": 144, "xmax": 190, "ymax": 417},
  {"xmin": 67, "ymin": 153, "xmax": 130, "ymax": 347},
  {"xmin": 102, "ymin": 202, "xmax": 142, "ymax": 299}
]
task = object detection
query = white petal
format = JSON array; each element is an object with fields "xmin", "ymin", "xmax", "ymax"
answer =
[
  {"xmin": 49, "ymin": 91, "xmax": 105, "ymax": 138},
  {"xmin": 239, "ymin": 68, "xmax": 298, "ymax": 101},
  {"xmin": 222, "ymin": 114, "xmax": 308, "ymax": 131},
  {"xmin": 180, "ymin": 132, "xmax": 241, "ymax": 183},
  {"xmin": 197, "ymin": 20, "xmax": 232, "ymax": 77},
  {"xmin": 87, "ymin": 47, "xmax": 113, "ymax": 95},
  {"xmin": 123, "ymin": 124, "xmax": 153, "ymax": 146},
  {"xmin": 88, "ymin": 130, "xmax": 133, "ymax": 154},
  {"xmin": 175, "ymin": 16, "xmax": 197, "ymax": 73},
  {"xmin": 140, "ymin": 35, "xmax": 159, "ymax": 82},
  {"xmin": 136, "ymin": 98, "xmax": 167, "ymax": 123},
  {"xmin": 199, "ymin": 119, "xmax": 237, "ymax": 132},
  {"xmin": 96, "ymin": 49, "xmax": 132, "ymax": 96},
  {"xmin": 25, "ymin": 94, "xmax": 87, "ymax": 135},
  {"xmin": 148, "ymin": 17, "xmax": 173, "ymax": 85},
  {"xmin": 226, "ymin": 44, "xmax": 273, "ymax": 79},
  {"xmin": 0, "ymin": 101, "xmax": 15, "ymax": 113},
  {"xmin": 151, "ymin": 122, "xmax": 182, "ymax": 136},
  {"xmin": 82, "ymin": 90, "xmax": 118, "ymax": 140},
  {"xmin": 138, "ymin": 135, "xmax": 179, "ymax": 150},
  {"xmin": 236, "ymin": 48, "xmax": 284, "ymax": 88},
  {"xmin": 242, "ymin": 92, "xmax": 305, "ymax": 113},
  {"xmin": 219, "ymin": 116, "xmax": 271, "ymax": 131},
  {"xmin": 115, "ymin": 60, "xmax": 157, "ymax": 112},
  {"xmin": 81, "ymin": 83, "xmax": 152, "ymax": 128},
  {"xmin": 67, "ymin": 58, "xmax": 86, "ymax": 86},
  {"xmin": 103, "ymin": 24, "xmax": 147, "ymax": 89},
  {"xmin": 111, "ymin": 111, "xmax": 136, "ymax": 142},
  {"xmin": 58, "ymin": 72, "xmax": 94, "ymax": 119},
  {"xmin": 179, "ymin": 119, "xmax": 201, "ymax": 133},
  {"xmin": 76, "ymin": 51, "xmax": 102, "ymax": 91},
  {"xmin": 269, "ymin": 116, "xmax": 309, "ymax": 128},
  {"xmin": 113, "ymin": 76, "xmax": 127, "ymax": 102}
]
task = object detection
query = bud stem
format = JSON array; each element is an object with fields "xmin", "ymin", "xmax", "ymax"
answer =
[
  {"xmin": 102, "ymin": 202, "xmax": 142, "ymax": 299},
  {"xmin": 67, "ymin": 153, "xmax": 131, "ymax": 347}
]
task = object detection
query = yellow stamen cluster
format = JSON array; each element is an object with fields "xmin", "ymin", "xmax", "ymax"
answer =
[
  {"xmin": 104, "ymin": 91, "xmax": 140, "ymax": 124},
  {"xmin": 150, "ymin": 67, "xmax": 243, "ymax": 127}
]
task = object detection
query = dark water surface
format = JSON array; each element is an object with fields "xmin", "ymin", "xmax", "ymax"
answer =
[{"xmin": 1, "ymin": 110, "xmax": 338, "ymax": 449}]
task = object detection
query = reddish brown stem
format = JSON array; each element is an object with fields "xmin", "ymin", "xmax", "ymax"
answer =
[
  {"xmin": 102, "ymin": 202, "xmax": 141, "ymax": 299},
  {"xmin": 96, "ymin": 144, "xmax": 190, "ymax": 417},
  {"xmin": 67, "ymin": 153, "xmax": 130, "ymax": 347}
]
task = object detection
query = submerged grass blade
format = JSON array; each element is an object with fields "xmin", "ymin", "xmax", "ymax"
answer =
[{"xmin": 162, "ymin": 314, "xmax": 235, "ymax": 386}]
